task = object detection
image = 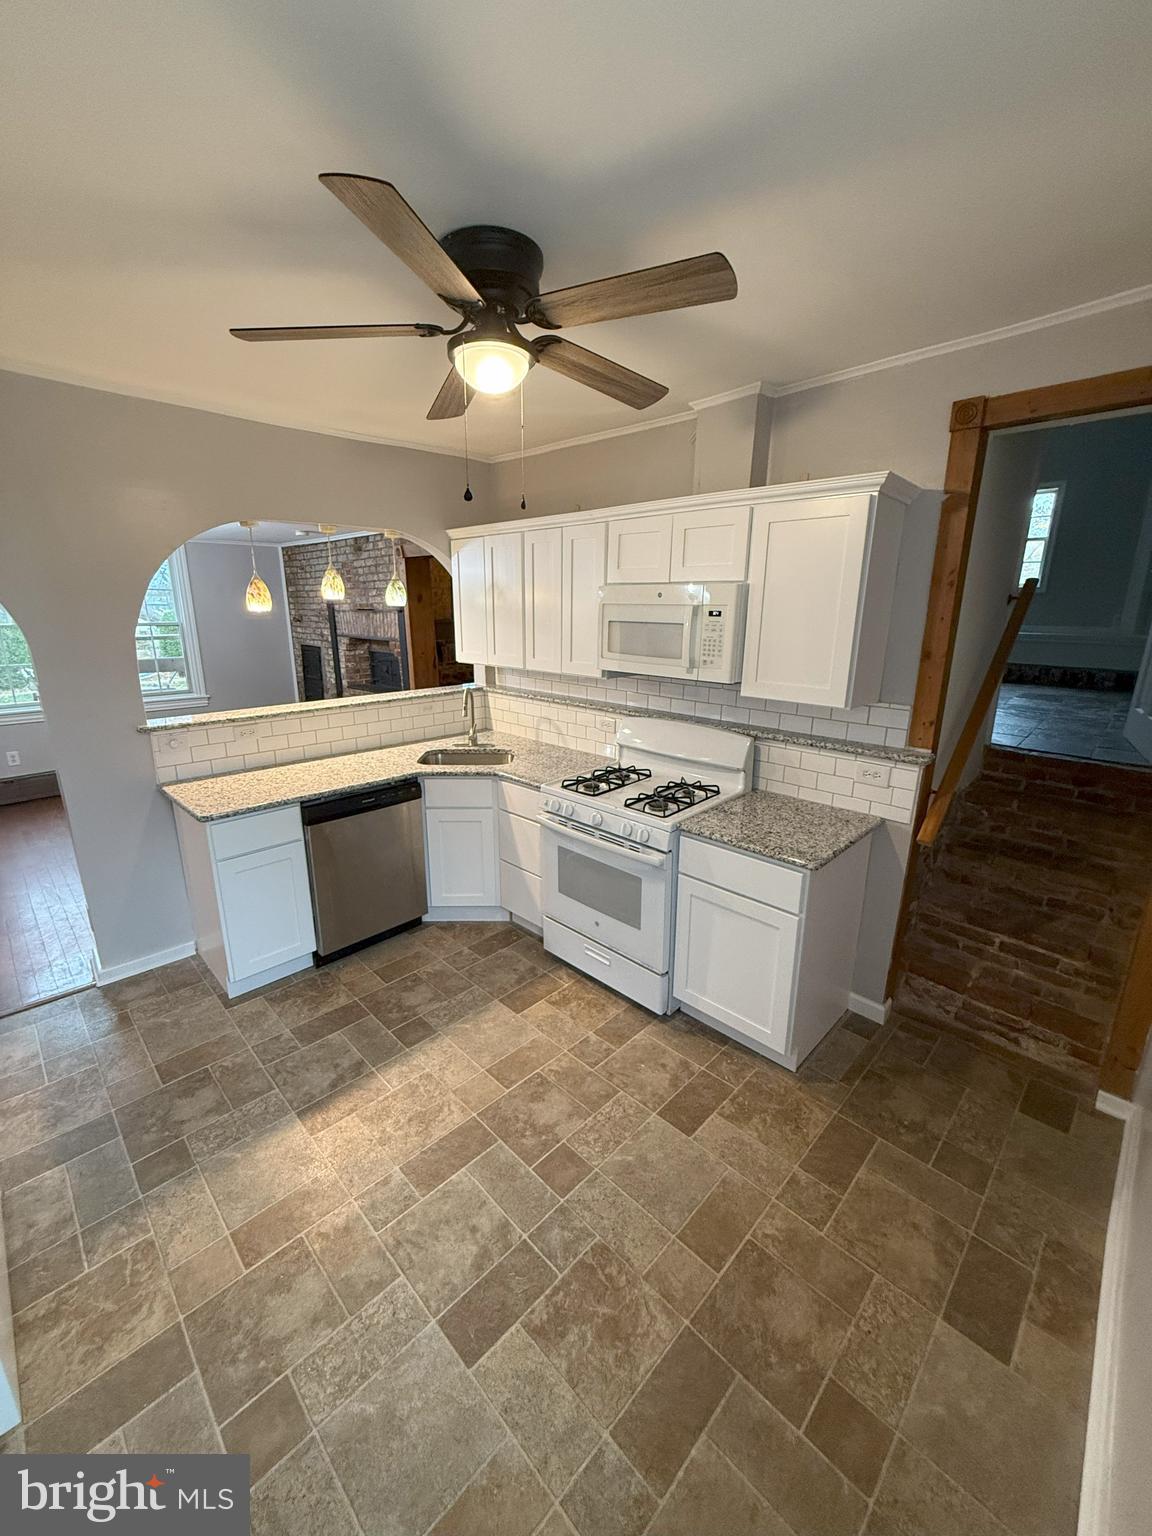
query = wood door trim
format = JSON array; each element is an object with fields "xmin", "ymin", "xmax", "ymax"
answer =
[{"xmin": 890, "ymin": 366, "xmax": 1152, "ymax": 1070}]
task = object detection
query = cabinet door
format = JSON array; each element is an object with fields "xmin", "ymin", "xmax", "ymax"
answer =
[
  {"xmin": 561, "ymin": 521, "xmax": 606, "ymax": 677},
  {"xmin": 741, "ymin": 493, "xmax": 872, "ymax": 707},
  {"xmin": 425, "ymin": 807, "xmax": 499, "ymax": 906},
  {"xmin": 606, "ymin": 515, "xmax": 673, "ymax": 583},
  {"xmin": 523, "ymin": 526, "xmax": 563, "ymax": 673},
  {"xmin": 452, "ymin": 537, "xmax": 489, "ymax": 664},
  {"xmin": 486, "ymin": 531, "xmax": 525, "ymax": 668},
  {"xmin": 673, "ymin": 875, "xmax": 798, "ymax": 1052},
  {"xmin": 670, "ymin": 505, "xmax": 751, "ymax": 582},
  {"xmin": 217, "ymin": 841, "xmax": 316, "ymax": 983}
]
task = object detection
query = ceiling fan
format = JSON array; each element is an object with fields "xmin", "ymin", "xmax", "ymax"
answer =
[{"xmin": 231, "ymin": 175, "xmax": 737, "ymax": 421}]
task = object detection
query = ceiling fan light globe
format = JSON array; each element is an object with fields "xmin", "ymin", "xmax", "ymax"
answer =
[
  {"xmin": 245, "ymin": 573, "xmax": 273, "ymax": 614},
  {"xmin": 452, "ymin": 339, "xmax": 531, "ymax": 396}
]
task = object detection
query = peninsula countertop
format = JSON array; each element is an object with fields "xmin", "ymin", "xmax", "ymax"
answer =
[
  {"xmin": 161, "ymin": 734, "xmax": 605, "ymax": 822},
  {"xmin": 681, "ymin": 788, "xmax": 882, "ymax": 871}
]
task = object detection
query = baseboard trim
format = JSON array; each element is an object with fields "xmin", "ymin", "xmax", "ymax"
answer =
[
  {"xmin": 848, "ymin": 992, "xmax": 891, "ymax": 1025},
  {"xmin": 425, "ymin": 906, "xmax": 510, "ymax": 923},
  {"xmin": 1095, "ymin": 1090, "xmax": 1137, "ymax": 1121},
  {"xmin": 1077, "ymin": 1100, "xmax": 1146, "ymax": 1535},
  {"xmin": 92, "ymin": 940, "xmax": 196, "ymax": 987}
]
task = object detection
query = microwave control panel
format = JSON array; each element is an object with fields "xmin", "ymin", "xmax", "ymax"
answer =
[{"xmin": 696, "ymin": 585, "xmax": 748, "ymax": 680}]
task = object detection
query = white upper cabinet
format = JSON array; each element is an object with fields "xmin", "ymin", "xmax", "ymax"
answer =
[
  {"xmin": 486, "ymin": 531, "xmax": 525, "ymax": 668},
  {"xmin": 607, "ymin": 515, "xmax": 674, "ymax": 583},
  {"xmin": 561, "ymin": 521, "xmax": 606, "ymax": 677},
  {"xmin": 670, "ymin": 505, "xmax": 751, "ymax": 582},
  {"xmin": 741, "ymin": 486, "xmax": 905, "ymax": 708},
  {"xmin": 452, "ymin": 536, "xmax": 489, "ymax": 665},
  {"xmin": 523, "ymin": 527, "xmax": 563, "ymax": 673}
]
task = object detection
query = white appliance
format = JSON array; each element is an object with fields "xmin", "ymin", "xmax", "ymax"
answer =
[
  {"xmin": 539, "ymin": 718, "xmax": 753, "ymax": 1012},
  {"xmin": 598, "ymin": 582, "xmax": 748, "ymax": 682}
]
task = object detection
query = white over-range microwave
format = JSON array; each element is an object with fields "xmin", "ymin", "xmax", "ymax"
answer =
[{"xmin": 598, "ymin": 582, "xmax": 748, "ymax": 682}]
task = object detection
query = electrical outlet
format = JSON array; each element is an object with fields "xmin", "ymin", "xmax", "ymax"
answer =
[
  {"xmin": 854, "ymin": 760, "xmax": 890, "ymax": 788},
  {"xmin": 5, "ymin": 750, "xmax": 20, "ymax": 768}
]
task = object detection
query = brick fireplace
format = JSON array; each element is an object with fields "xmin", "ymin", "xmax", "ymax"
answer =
[{"xmin": 282, "ymin": 533, "xmax": 407, "ymax": 699}]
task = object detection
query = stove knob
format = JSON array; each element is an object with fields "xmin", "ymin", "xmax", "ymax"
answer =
[
  {"xmin": 637, "ymin": 826, "xmax": 651, "ymax": 844},
  {"xmin": 590, "ymin": 811, "xmax": 604, "ymax": 827},
  {"xmin": 543, "ymin": 797, "xmax": 557, "ymax": 813},
  {"xmin": 562, "ymin": 801, "xmax": 574, "ymax": 817},
  {"xmin": 620, "ymin": 821, "xmax": 634, "ymax": 839}
]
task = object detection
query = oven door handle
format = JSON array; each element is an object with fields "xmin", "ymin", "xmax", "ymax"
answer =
[{"xmin": 539, "ymin": 815, "xmax": 668, "ymax": 866}]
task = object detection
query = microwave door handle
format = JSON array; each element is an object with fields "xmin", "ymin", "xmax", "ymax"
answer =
[{"xmin": 686, "ymin": 603, "xmax": 703, "ymax": 674}]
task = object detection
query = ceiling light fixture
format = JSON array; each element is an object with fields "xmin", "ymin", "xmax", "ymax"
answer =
[
  {"xmin": 240, "ymin": 521, "xmax": 273, "ymax": 614},
  {"xmin": 382, "ymin": 530, "xmax": 408, "ymax": 608},
  {"xmin": 449, "ymin": 334, "xmax": 531, "ymax": 396},
  {"xmin": 318, "ymin": 524, "xmax": 346, "ymax": 602}
]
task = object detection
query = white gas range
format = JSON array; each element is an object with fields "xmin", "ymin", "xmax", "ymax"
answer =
[{"xmin": 538, "ymin": 718, "xmax": 753, "ymax": 1013}]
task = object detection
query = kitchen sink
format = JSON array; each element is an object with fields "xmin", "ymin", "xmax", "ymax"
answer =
[{"xmin": 417, "ymin": 747, "xmax": 514, "ymax": 766}]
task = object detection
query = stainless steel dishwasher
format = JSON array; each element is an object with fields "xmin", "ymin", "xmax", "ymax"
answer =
[{"xmin": 302, "ymin": 780, "xmax": 427, "ymax": 962}]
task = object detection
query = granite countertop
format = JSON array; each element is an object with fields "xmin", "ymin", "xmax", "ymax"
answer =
[
  {"xmin": 161, "ymin": 734, "xmax": 606, "ymax": 822},
  {"xmin": 139, "ymin": 684, "xmax": 469, "ymax": 733},
  {"xmin": 681, "ymin": 789, "xmax": 882, "ymax": 871}
]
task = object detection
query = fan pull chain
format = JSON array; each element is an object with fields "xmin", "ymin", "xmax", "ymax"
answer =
[
  {"xmin": 519, "ymin": 380, "xmax": 527, "ymax": 510},
  {"xmin": 462, "ymin": 380, "xmax": 474, "ymax": 502}
]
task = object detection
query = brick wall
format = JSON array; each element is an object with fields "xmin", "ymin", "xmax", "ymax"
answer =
[{"xmin": 281, "ymin": 534, "xmax": 406, "ymax": 698}]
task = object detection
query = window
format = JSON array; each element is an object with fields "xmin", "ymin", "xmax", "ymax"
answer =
[
  {"xmin": 136, "ymin": 549, "xmax": 206, "ymax": 706},
  {"xmin": 1018, "ymin": 484, "xmax": 1063, "ymax": 589},
  {"xmin": 0, "ymin": 605, "xmax": 41, "ymax": 715}
]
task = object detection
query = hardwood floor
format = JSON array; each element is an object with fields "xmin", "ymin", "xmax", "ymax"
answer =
[{"xmin": 0, "ymin": 795, "xmax": 93, "ymax": 1016}]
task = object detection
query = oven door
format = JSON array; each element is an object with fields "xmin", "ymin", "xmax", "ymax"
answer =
[
  {"xmin": 540, "ymin": 817, "xmax": 672, "ymax": 972},
  {"xmin": 599, "ymin": 601, "xmax": 699, "ymax": 678}
]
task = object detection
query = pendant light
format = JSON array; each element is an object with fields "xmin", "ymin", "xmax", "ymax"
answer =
[
  {"xmin": 382, "ymin": 529, "xmax": 408, "ymax": 609},
  {"xmin": 318, "ymin": 524, "xmax": 346, "ymax": 602},
  {"xmin": 241, "ymin": 521, "xmax": 272, "ymax": 614}
]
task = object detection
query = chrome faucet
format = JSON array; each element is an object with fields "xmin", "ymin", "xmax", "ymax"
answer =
[{"xmin": 461, "ymin": 687, "xmax": 479, "ymax": 747}]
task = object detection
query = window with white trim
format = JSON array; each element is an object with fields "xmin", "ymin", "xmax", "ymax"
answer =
[
  {"xmin": 0, "ymin": 604, "xmax": 41, "ymax": 715},
  {"xmin": 136, "ymin": 549, "xmax": 206, "ymax": 705},
  {"xmin": 1018, "ymin": 484, "xmax": 1063, "ymax": 590}
]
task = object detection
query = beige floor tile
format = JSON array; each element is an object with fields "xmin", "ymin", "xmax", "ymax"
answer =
[
  {"xmin": 469, "ymin": 1141, "xmax": 558, "ymax": 1231},
  {"xmin": 827, "ymin": 1167, "xmax": 968, "ymax": 1310},
  {"xmin": 523, "ymin": 1241, "xmax": 679, "ymax": 1425},
  {"xmin": 715, "ymin": 1070, "xmax": 832, "ymax": 1162},
  {"xmin": 220, "ymin": 1376, "xmax": 310, "ymax": 1485},
  {"xmin": 565, "ymin": 1093, "xmax": 650, "ymax": 1166},
  {"xmin": 252, "ymin": 1435, "xmax": 359, "ymax": 1536},
  {"xmin": 644, "ymin": 1240, "xmax": 716, "ymax": 1318},
  {"xmin": 677, "ymin": 1171, "xmax": 770, "ymax": 1272},
  {"xmin": 831, "ymin": 1275, "xmax": 937, "ymax": 1426},
  {"xmin": 306, "ymin": 1200, "xmax": 398, "ymax": 1312},
  {"xmin": 291, "ymin": 1277, "xmax": 428, "ymax": 1422},
  {"xmin": 599, "ymin": 1115, "xmax": 723, "ymax": 1231},
  {"xmin": 429, "ymin": 1439, "xmax": 552, "ymax": 1536},
  {"xmin": 647, "ymin": 1437, "xmax": 791, "ymax": 1536},
  {"xmin": 358, "ymin": 1071, "xmax": 471, "ymax": 1164},
  {"xmin": 9, "ymin": 1233, "xmax": 85, "ymax": 1314},
  {"xmin": 319, "ymin": 1327, "xmax": 505, "ymax": 1536},
  {"xmin": 479, "ymin": 1072, "xmax": 590, "ymax": 1164},
  {"xmin": 942, "ymin": 1235, "xmax": 1033, "ymax": 1364},
  {"xmin": 2, "ymin": 1165, "xmax": 75, "ymax": 1267},
  {"xmin": 231, "ymin": 1174, "xmax": 348, "ymax": 1269},
  {"xmin": 115, "ymin": 1068, "xmax": 231, "ymax": 1162},
  {"xmin": 803, "ymin": 1378, "xmax": 892, "ymax": 1495},
  {"xmin": 1, "ymin": 1068, "xmax": 112, "ymax": 1160},
  {"xmin": 145, "ymin": 1166, "xmax": 227, "ymax": 1269},
  {"xmin": 865, "ymin": 1436, "xmax": 1011, "ymax": 1536},
  {"xmin": 562, "ymin": 1439, "xmax": 657, "ymax": 1536},
  {"xmin": 380, "ymin": 1169, "xmax": 519, "ymax": 1314},
  {"xmin": 439, "ymin": 1238, "xmax": 556, "ymax": 1366},
  {"xmin": 611, "ymin": 1326, "xmax": 733, "ymax": 1494},
  {"xmin": 80, "ymin": 1199, "xmax": 152, "ymax": 1266},
  {"xmin": 199, "ymin": 1117, "xmax": 330, "ymax": 1230},
  {"xmin": 170, "ymin": 1235, "xmax": 243, "ymax": 1314},
  {"xmin": 752, "ymin": 1203, "xmax": 872, "ymax": 1314},
  {"xmin": 597, "ymin": 1036, "xmax": 699, "ymax": 1111},
  {"xmin": 566, "ymin": 1172, "xmax": 672, "ymax": 1272},
  {"xmin": 122, "ymin": 1374, "xmax": 222, "ymax": 1454}
]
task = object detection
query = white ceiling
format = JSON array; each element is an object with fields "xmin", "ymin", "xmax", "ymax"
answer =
[
  {"xmin": 3, "ymin": 0, "xmax": 1150, "ymax": 456},
  {"xmin": 192, "ymin": 521, "xmax": 378, "ymax": 546}
]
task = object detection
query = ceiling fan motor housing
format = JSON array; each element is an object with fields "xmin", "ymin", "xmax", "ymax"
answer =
[{"xmin": 439, "ymin": 225, "xmax": 544, "ymax": 314}]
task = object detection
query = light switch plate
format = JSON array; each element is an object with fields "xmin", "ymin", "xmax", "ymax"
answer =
[
  {"xmin": 854, "ymin": 760, "xmax": 891, "ymax": 788},
  {"xmin": 5, "ymin": 750, "xmax": 19, "ymax": 768}
]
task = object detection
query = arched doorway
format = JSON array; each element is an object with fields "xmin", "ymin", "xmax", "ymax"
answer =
[{"xmin": 0, "ymin": 600, "xmax": 94, "ymax": 1013}]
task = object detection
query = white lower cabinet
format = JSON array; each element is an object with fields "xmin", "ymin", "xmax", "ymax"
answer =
[
  {"xmin": 423, "ymin": 777, "xmax": 500, "ymax": 913},
  {"xmin": 498, "ymin": 796, "xmax": 542, "ymax": 930},
  {"xmin": 174, "ymin": 804, "xmax": 316, "ymax": 998},
  {"xmin": 673, "ymin": 832, "xmax": 871, "ymax": 1070}
]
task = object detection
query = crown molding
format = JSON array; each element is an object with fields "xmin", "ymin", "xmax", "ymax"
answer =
[
  {"xmin": 688, "ymin": 382, "xmax": 776, "ymax": 410},
  {"xmin": 486, "ymin": 409, "xmax": 697, "ymax": 463},
  {"xmin": 774, "ymin": 284, "xmax": 1152, "ymax": 397},
  {"xmin": 0, "ymin": 354, "xmax": 477, "ymax": 460}
]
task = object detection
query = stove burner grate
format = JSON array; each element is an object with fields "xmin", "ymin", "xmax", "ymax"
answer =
[
  {"xmin": 560, "ymin": 764, "xmax": 652, "ymax": 797},
  {"xmin": 624, "ymin": 779, "xmax": 722, "ymax": 818}
]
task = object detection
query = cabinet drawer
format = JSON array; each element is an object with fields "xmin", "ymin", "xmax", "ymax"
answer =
[
  {"xmin": 209, "ymin": 805, "xmax": 303, "ymax": 861},
  {"xmin": 501, "ymin": 861, "xmax": 541, "ymax": 927},
  {"xmin": 495, "ymin": 781, "xmax": 541, "ymax": 820},
  {"xmin": 422, "ymin": 775, "xmax": 496, "ymax": 809},
  {"xmin": 679, "ymin": 835, "xmax": 805, "ymax": 913},
  {"xmin": 498, "ymin": 809, "xmax": 541, "ymax": 876}
]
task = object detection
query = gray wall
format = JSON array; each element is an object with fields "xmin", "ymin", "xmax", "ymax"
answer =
[
  {"xmin": 489, "ymin": 417, "xmax": 696, "ymax": 518},
  {"xmin": 1010, "ymin": 413, "xmax": 1152, "ymax": 671},
  {"xmin": 0, "ymin": 715, "xmax": 55, "ymax": 779},
  {"xmin": 184, "ymin": 540, "xmax": 297, "ymax": 713},
  {"xmin": 0, "ymin": 368, "xmax": 491, "ymax": 975}
]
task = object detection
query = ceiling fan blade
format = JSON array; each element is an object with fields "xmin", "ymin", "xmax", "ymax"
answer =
[
  {"xmin": 319, "ymin": 174, "xmax": 481, "ymax": 307},
  {"xmin": 531, "ymin": 252, "xmax": 736, "ymax": 329},
  {"xmin": 230, "ymin": 323, "xmax": 445, "ymax": 342},
  {"xmin": 533, "ymin": 337, "xmax": 667, "ymax": 410},
  {"xmin": 427, "ymin": 368, "xmax": 467, "ymax": 420}
]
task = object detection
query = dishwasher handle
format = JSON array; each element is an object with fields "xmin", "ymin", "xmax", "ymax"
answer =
[{"xmin": 301, "ymin": 778, "xmax": 422, "ymax": 826}]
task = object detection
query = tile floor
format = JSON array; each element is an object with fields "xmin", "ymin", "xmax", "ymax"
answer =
[
  {"xmin": 0, "ymin": 796, "xmax": 94, "ymax": 1017},
  {"xmin": 0, "ymin": 921, "xmax": 1123, "ymax": 1536},
  {"xmin": 992, "ymin": 683, "xmax": 1145, "ymax": 765}
]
